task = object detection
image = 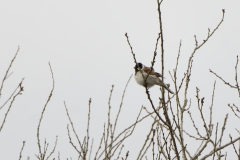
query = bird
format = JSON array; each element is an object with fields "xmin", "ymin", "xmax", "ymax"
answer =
[{"xmin": 134, "ymin": 62, "xmax": 174, "ymax": 94}]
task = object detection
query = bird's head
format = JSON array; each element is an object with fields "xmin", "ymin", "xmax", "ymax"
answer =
[{"xmin": 134, "ymin": 62, "xmax": 143, "ymax": 72}]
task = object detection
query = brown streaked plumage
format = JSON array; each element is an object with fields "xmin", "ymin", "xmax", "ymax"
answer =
[{"xmin": 143, "ymin": 67, "xmax": 162, "ymax": 77}]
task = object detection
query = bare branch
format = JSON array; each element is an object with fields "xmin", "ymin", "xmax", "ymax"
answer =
[
  {"xmin": 137, "ymin": 118, "xmax": 157, "ymax": 160},
  {"xmin": 113, "ymin": 75, "xmax": 132, "ymax": 135},
  {"xmin": 0, "ymin": 46, "xmax": 20, "ymax": 99},
  {"xmin": 19, "ymin": 141, "xmax": 26, "ymax": 160},
  {"xmin": 94, "ymin": 131, "xmax": 104, "ymax": 160},
  {"xmin": 125, "ymin": 33, "xmax": 138, "ymax": 66},
  {"xmin": 229, "ymin": 134, "xmax": 240, "ymax": 158},
  {"xmin": 84, "ymin": 98, "xmax": 92, "ymax": 158},
  {"xmin": 235, "ymin": 55, "xmax": 240, "ymax": 97},
  {"xmin": 184, "ymin": 9, "xmax": 225, "ymax": 110},
  {"xmin": 0, "ymin": 80, "xmax": 23, "ymax": 110},
  {"xmin": 209, "ymin": 69, "xmax": 237, "ymax": 89},
  {"xmin": 105, "ymin": 85, "xmax": 114, "ymax": 159},
  {"xmin": 212, "ymin": 123, "xmax": 219, "ymax": 160},
  {"xmin": 88, "ymin": 139, "xmax": 94, "ymax": 160},
  {"xmin": 64, "ymin": 102, "xmax": 84, "ymax": 155},
  {"xmin": 228, "ymin": 104, "xmax": 240, "ymax": 119},
  {"xmin": 116, "ymin": 145, "xmax": 124, "ymax": 160},
  {"xmin": 187, "ymin": 111, "xmax": 204, "ymax": 139},
  {"xmin": 145, "ymin": 89, "xmax": 166, "ymax": 125},
  {"xmin": 145, "ymin": 33, "xmax": 161, "ymax": 82},
  {"xmin": 46, "ymin": 136, "xmax": 58, "ymax": 160},
  {"xmin": 36, "ymin": 63, "xmax": 55, "ymax": 160},
  {"xmin": 209, "ymin": 81, "xmax": 216, "ymax": 132},
  {"xmin": 200, "ymin": 136, "xmax": 240, "ymax": 160},
  {"xmin": 0, "ymin": 78, "xmax": 24, "ymax": 133},
  {"xmin": 98, "ymin": 107, "xmax": 143, "ymax": 159}
]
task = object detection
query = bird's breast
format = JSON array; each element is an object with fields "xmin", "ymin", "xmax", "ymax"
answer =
[{"xmin": 134, "ymin": 71, "xmax": 147, "ymax": 86}]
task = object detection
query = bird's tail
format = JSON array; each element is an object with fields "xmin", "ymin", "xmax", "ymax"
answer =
[
  {"xmin": 163, "ymin": 85, "xmax": 174, "ymax": 94},
  {"xmin": 157, "ymin": 81, "xmax": 174, "ymax": 94}
]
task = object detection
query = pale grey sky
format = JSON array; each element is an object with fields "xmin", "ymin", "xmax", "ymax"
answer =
[{"xmin": 0, "ymin": 1, "xmax": 240, "ymax": 159}]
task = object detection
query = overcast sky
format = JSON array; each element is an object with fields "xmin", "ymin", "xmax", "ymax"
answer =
[{"xmin": 0, "ymin": 1, "xmax": 240, "ymax": 159}]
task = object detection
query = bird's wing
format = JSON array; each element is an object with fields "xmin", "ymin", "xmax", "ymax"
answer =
[{"xmin": 143, "ymin": 67, "xmax": 162, "ymax": 77}]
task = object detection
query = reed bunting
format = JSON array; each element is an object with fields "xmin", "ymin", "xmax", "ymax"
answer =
[{"xmin": 134, "ymin": 62, "xmax": 174, "ymax": 94}]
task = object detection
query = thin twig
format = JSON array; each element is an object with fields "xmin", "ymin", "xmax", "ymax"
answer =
[
  {"xmin": 94, "ymin": 131, "xmax": 104, "ymax": 160},
  {"xmin": 137, "ymin": 118, "xmax": 157, "ymax": 160},
  {"xmin": 209, "ymin": 81, "xmax": 216, "ymax": 134},
  {"xmin": 125, "ymin": 33, "xmax": 138, "ymax": 65},
  {"xmin": 187, "ymin": 111, "xmax": 203, "ymax": 139},
  {"xmin": 228, "ymin": 104, "xmax": 240, "ymax": 119},
  {"xmin": 36, "ymin": 63, "xmax": 55, "ymax": 160},
  {"xmin": 145, "ymin": 33, "xmax": 161, "ymax": 82},
  {"xmin": 212, "ymin": 123, "xmax": 219, "ymax": 160},
  {"xmin": 0, "ymin": 46, "xmax": 20, "ymax": 99},
  {"xmin": 0, "ymin": 80, "xmax": 23, "ymax": 110},
  {"xmin": 105, "ymin": 85, "xmax": 114, "ymax": 159},
  {"xmin": 113, "ymin": 75, "xmax": 132, "ymax": 135},
  {"xmin": 145, "ymin": 89, "xmax": 166, "ymax": 125},
  {"xmin": 209, "ymin": 69, "xmax": 237, "ymax": 89},
  {"xmin": 217, "ymin": 114, "xmax": 228, "ymax": 146},
  {"xmin": 64, "ymin": 102, "xmax": 84, "ymax": 156},
  {"xmin": 184, "ymin": 9, "xmax": 225, "ymax": 110},
  {"xmin": 0, "ymin": 79, "xmax": 24, "ymax": 133},
  {"xmin": 116, "ymin": 145, "xmax": 124, "ymax": 160},
  {"xmin": 88, "ymin": 139, "xmax": 94, "ymax": 160},
  {"xmin": 235, "ymin": 55, "xmax": 240, "ymax": 97},
  {"xmin": 46, "ymin": 136, "xmax": 58, "ymax": 160},
  {"xmin": 156, "ymin": 0, "xmax": 180, "ymax": 158},
  {"xmin": 84, "ymin": 98, "xmax": 92, "ymax": 158},
  {"xmin": 229, "ymin": 134, "xmax": 240, "ymax": 158},
  {"xmin": 19, "ymin": 141, "xmax": 26, "ymax": 160},
  {"xmin": 98, "ymin": 108, "xmax": 143, "ymax": 159},
  {"xmin": 200, "ymin": 136, "xmax": 240, "ymax": 160}
]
